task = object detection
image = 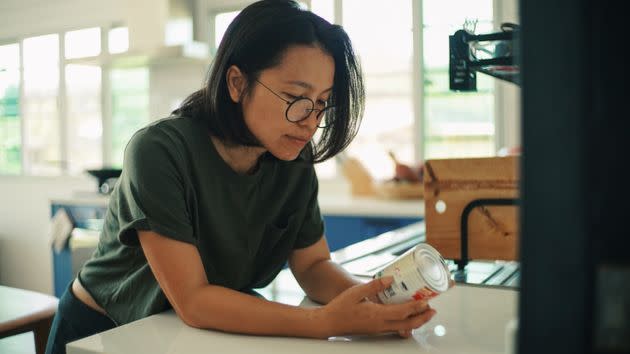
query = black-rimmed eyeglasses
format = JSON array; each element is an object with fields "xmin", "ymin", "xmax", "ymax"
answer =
[{"xmin": 255, "ymin": 79, "xmax": 334, "ymax": 128}]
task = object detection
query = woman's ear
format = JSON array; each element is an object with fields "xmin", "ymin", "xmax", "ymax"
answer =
[{"xmin": 226, "ymin": 65, "xmax": 247, "ymax": 103}]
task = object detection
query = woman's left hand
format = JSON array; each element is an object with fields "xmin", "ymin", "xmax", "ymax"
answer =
[{"xmin": 364, "ymin": 294, "xmax": 429, "ymax": 338}]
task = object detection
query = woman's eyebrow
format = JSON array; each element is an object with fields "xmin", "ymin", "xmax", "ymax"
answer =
[{"xmin": 285, "ymin": 80, "xmax": 333, "ymax": 93}]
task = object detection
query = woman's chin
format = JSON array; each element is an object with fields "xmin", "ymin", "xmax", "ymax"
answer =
[{"xmin": 268, "ymin": 147, "xmax": 303, "ymax": 161}]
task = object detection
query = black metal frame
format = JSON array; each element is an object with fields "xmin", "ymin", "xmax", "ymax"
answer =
[
  {"xmin": 449, "ymin": 28, "xmax": 519, "ymax": 91},
  {"xmin": 455, "ymin": 198, "xmax": 520, "ymax": 271}
]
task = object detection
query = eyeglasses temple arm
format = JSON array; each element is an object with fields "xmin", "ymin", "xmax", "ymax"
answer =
[{"xmin": 256, "ymin": 79, "xmax": 291, "ymax": 104}]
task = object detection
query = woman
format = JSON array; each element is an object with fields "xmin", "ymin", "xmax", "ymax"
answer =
[{"xmin": 45, "ymin": 1, "xmax": 435, "ymax": 352}]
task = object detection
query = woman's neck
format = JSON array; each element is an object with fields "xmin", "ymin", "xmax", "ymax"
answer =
[{"xmin": 210, "ymin": 136, "xmax": 266, "ymax": 175}]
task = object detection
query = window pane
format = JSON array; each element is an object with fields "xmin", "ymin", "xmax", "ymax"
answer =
[
  {"xmin": 108, "ymin": 27, "xmax": 129, "ymax": 54},
  {"xmin": 23, "ymin": 34, "xmax": 61, "ymax": 175},
  {"xmin": 311, "ymin": 0, "xmax": 334, "ymax": 23},
  {"xmin": 215, "ymin": 11, "xmax": 240, "ymax": 50},
  {"xmin": 423, "ymin": 0, "xmax": 493, "ymax": 26},
  {"xmin": 312, "ymin": 129, "xmax": 337, "ymax": 179},
  {"xmin": 342, "ymin": 0, "xmax": 414, "ymax": 180},
  {"xmin": 423, "ymin": 22, "xmax": 494, "ymax": 69},
  {"xmin": 425, "ymin": 77, "xmax": 495, "ymax": 158},
  {"xmin": 349, "ymin": 96, "xmax": 415, "ymax": 177},
  {"xmin": 65, "ymin": 27, "xmax": 101, "ymax": 59},
  {"xmin": 23, "ymin": 34, "xmax": 59, "ymax": 92},
  {"xmin": 0, "ymin": 44, "xmax": 20, "ymax": 70},
  {"xmin": 110, "ymin": 67, "xmax": 149, "ymax": 167},
  {"xmin": 0, "ymin": 43, "xmax": 21, "ymax": 174},
  {"xmin": 65, "ymin": 64, "xmax": 102, "ymax": 174},
  {"xmin": 165, "ymin": 18, "xmax": 193, "ymax": 46},
  {"xmin": 423, "ymin": 1, "xmax": 495, "ymax": 160}
]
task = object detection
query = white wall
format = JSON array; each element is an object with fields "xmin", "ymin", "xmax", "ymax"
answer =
[
  {"xmin": 0, "ymin": 0, "xmax": 168, "ymax": 52},
  {"xmin": 0, "ymin": 176, "xmax": 94, "ymax": 293},
  {"xmin": 149, "ymin": 60, "xmax": 208, "ymax": 121}
]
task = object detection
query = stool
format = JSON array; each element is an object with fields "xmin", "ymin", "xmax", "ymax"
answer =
[{"xmin": 0, "ymin": 285, "xmax": 59, "ymax": 354}]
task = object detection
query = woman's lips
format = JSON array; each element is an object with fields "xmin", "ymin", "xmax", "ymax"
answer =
[{"xmin": 285, "ymin": 135, "xmax": 309, "ymax": 147}]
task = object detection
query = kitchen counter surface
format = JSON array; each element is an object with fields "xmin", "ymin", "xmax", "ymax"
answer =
[
  {"xmin": 51, "ymin": 192, "xmax": 424, "ymax": 218},
  {"xmin": 67, "ymin": 280, "xmax": 517, "ymax": 354}
]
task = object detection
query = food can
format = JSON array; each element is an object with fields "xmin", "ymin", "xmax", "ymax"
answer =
[{"xmin": 373, "ymin": 243, "xmax": 451, "ymax": 304}]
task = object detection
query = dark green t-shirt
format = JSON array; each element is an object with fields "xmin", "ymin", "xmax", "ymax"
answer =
[{"xmin": 78, "ymin": 115, "xmax": 324, "ymax": 325}]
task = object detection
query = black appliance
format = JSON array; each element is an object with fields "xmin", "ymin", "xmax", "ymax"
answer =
[{"xmin": 86, "ymin": 168, "xmax": 122, "ymax": 194}]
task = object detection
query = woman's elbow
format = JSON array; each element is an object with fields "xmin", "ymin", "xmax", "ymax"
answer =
[
  {"xmin": 173, "ymin": 297, "xmax": 205, "ymax": 329},
  {"xmin": 178, "ymin": 309, "xmax": 204, "ymax": 328}
]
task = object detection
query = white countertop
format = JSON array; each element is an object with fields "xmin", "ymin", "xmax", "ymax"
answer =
[
  {"xmin": 318, "ymin": 194, "xmax": 423, "ymax": 217},
  {"xmin": 52, "ymin": 192, "xmax": 424, "ymax": 218},
  {"xmin": 67, "ymin": 281, "xmax": 517, "ymax": 354}
]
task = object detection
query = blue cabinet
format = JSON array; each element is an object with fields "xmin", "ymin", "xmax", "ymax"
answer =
[
  {"xmin": 51, "ymin": 203, "xmax": 106, "ymax": 297},
  {"xmin": 323, "ymin": 216, "xmax": 422, "ymax": 252}
]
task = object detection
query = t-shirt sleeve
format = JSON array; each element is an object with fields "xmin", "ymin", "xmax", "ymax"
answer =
[
  {"xmin": 115, "ymin": 126, "xmax": 195, "ymax": 247},
  {"xmin": 293, "ymin": 167, "xmax": 325, "ymax": 249}
]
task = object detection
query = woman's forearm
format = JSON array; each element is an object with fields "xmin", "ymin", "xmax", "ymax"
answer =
[
  {"xmin": 182, "ymin": 284, "xmax": 329, "ymax": 338},
  {"xmin": 296, "ymin": 259, "xmax": 363, "ymax": 304}
]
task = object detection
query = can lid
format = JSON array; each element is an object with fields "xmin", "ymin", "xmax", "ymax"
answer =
[{"xmin": 414, "ymin": 244, "xmax": 449, "ymax": 292}]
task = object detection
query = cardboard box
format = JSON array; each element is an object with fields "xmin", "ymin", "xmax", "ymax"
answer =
[{"xmin": 423, "ymin": 156, "xmax": 520, "ymax": 262}]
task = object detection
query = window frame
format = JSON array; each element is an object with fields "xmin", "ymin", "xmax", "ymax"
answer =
[{"xmin": 0, "ymin": 23, "xmax": 130, "ymax": 176}]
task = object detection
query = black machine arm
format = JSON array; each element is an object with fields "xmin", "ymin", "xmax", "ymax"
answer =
[{"xmin": 449, "ymin": 23, "xmax": 520, "ymax": 91}]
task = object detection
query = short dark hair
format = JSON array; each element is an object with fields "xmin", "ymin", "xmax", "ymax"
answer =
[{"xmin": 173, "ymin": 0, "xmax": 364, "ymax": 163}]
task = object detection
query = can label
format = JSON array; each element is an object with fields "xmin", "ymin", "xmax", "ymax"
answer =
[{"xmin": 373, "ymin": 243, "xmax": 451, "ymax": 304}]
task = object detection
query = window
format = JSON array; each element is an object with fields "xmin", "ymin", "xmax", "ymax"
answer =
[
  {"xmin": 166, "ymin": 19, "xmax": 193, "ymax": 46},
  {"xmin": 341, "ymin": 0, "xmax": 415, "ymax": 180},
  {"xmin": 310, "ymin": 0, "xmax": 335, "ymax": 23},
  {"xmin": 65, "ymin": 64, "xmax": 102, "ymax": 173},
  {"xmin": 110, "ymin": 68, "xmax": 149, "ymax": 167},
  {"xmin": 309, "ymin": 0, "xmax": 337, "ymax": 178},
  {"xmin": 64, "ymin": 28, "xmax": 104, "ymax": 173},
  {"xmin": 22, "ymin": 34, "xmax": 61, "ymax": 175},
  {"xmin": 108, "ymin": 27, "xmax": 129, "ymax": 54},
  {"xmin": 0, "ymin": 43, "xmax": 21, "ymax": 174},
  {"xmin": 422, "ymin": 0, "xmax": 495, "ymax": 159},
  {"xmin": 214, "ymin": 11, "xmax": 240, "ymax": 50},
  {"xmin": 0, "ymin": 25, "xmax": 139, "ymax": 176},
  {"xmin": 65, "ymin": 27, "xmax": 101, "ymax": 59}
]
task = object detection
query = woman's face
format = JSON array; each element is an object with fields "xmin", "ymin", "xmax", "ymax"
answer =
[{"xmin": 230, "ymin": 45, "xmax": 335, "ymax": 161}]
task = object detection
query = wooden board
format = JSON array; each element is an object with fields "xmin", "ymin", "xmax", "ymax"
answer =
[
  {"xmin": 423, "ymin": 156, "xmax": 520, "ymax": 261},
  {"xmin": 374, "ymin": 181, "xmax": 424, "ymax": 199},
  {"xmin": 341, "ymin": 157, "xmax": 375, "ymax": 196},
  {"xmin": 341, "ymin": 157, "xmax": 424, "ymax": 200}
]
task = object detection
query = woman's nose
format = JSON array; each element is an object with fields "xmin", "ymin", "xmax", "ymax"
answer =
[{"xmin": 297, "ymin": 110, "xmax": 320, "ymax": 130}]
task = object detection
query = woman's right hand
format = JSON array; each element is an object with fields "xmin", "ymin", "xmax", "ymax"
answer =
[{"xmin": 315, "ymin": 276, "xmax": 436, "ymax": 338}]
